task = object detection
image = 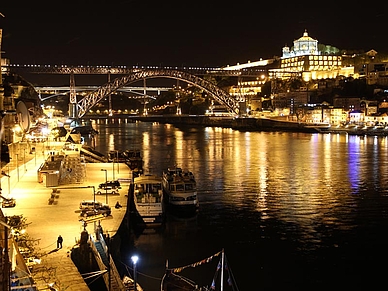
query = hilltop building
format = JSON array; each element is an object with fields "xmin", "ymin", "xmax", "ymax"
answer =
[
  {"xmin": 271, "ymin": 30, "xmax": 353, "ymax": 81},
  {"xmin": 223, "ymin": 30, "xmax": 388, "ymax": 118},
  {"xmin": 224, "ymin": 30, "xmax": 350, "ymax": 114}
]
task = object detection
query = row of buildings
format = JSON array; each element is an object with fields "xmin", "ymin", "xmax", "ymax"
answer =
[
  {"xmin": 223, "ymin": 30, "xmax": 388, "ymax": 124},
  {"xmin": 1, "ymin": 30, "xmax": 388, "ymax": 129}
]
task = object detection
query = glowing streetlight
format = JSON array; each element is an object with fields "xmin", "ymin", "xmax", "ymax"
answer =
[
  {"xmin": 131, "ymin": 255, "xmax": 139, "ymax": 291},
  {"xmin": 101, "ymin": 169, "xmax": 108, "ymax": 204}
]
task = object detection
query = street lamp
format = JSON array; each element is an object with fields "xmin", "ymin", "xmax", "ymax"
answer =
[
  {"xmin": 131, "ymin": 255, "xmax": 139, "ymax": 291},
  {"xmin": 101, "ymin": 169, "xmax": 107, "ymax": 204},
  {"xmin": 16, "ymin": 153, "xmax": 19, "ymax": 181},
  {"xmin": 112, "ymin": 156, "xmax": 115, "ymax": 181},
  {"xmin": 91, "ymin": 185, "xmax": 97, "ymax": 235},
  {"xmin": 91, "ymin": 185, "xmax": 96, "ymax": 206},
  {"xmin": 116, "ymin": 150, "xmax": 119, "ymax": 174}
]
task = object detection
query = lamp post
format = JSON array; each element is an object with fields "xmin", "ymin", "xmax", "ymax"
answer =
[
  {"xmin": 23, "ymin": 148, "xmax": 26, "ymax": 172},
  {"xmin": 116, "ymin": 150, "xmax": 119, "ymax": 174},
  {"xmin": 112, "ymin": 157, "xmax": 115, "ymax": 181},
  {"xmin": 101, "ymin": 169, "xmax": 107, "ymax": 204},
  {"xmin": 91, "ymin": 185, "xmax": 97, "ymax": 235},
  {"xmin": 16, "ymin": 153, "xmax": 19, "ymax": 181},
  {"xmin": 91, "ymin": 185, "xmax": 96, "ymax": 205},
  {"xmin": 7, "ymin": 164, "xmax": 10, "ymax": 194},
  {"xmin": 131, "ymin": 255, "xmax": 139, "ymax": 291}
]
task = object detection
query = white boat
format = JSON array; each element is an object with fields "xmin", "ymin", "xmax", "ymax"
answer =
[
  {"xmin": 162, "ymin": 166, "xmax": 199, "ymax": 214},
  {"xmin": 133, "ymin": 174, "xmax": 165, "ymax": 227}
]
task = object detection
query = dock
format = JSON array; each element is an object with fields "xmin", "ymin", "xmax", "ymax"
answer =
[{"xmin": 0, "ymin": 141, "xmax": 132, "ymax": 291}]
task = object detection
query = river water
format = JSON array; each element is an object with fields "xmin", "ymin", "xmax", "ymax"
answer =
[{"xmin": 89, "ymin": 119, "xmax": 388, "ymax": 290}]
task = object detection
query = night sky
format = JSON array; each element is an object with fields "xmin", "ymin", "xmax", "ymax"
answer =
[{"xmin": 1, "ymin": 1, "xmax": 388, "ymax": 68}]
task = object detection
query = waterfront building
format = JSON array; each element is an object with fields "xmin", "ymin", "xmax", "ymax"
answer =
[
  {"xmin": 329, "ymin": 107, "xmax": 348, "ymax": 125},
  {"xmin": 306, "ymin": 105, "xmax": 346, "ymax": 125},
  {"xmin": 364, "ymin": 113, "xmax": 388, "ymax": 125},
  {"xmin": 349, "ymin": 110, "xmax": 364, "ymax": 124}
]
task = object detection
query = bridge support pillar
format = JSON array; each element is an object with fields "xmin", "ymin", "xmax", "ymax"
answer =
[{"xmin": 69, "ymin": 103, "xmax": 78, "ymax": 119}]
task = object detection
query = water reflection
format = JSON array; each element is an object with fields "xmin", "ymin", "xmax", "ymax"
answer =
[{"xmin": 90, "ymin": 120, "xmax": 388, "ymax": 290}]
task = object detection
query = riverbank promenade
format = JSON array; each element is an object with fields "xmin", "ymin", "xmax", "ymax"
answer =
[{"xmin": 0, "ymin": 142, "xmax": 131, "ymax": 290}]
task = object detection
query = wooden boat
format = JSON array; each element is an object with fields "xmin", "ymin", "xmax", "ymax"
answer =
[
  {"xmin": 123, "ymin": 275, "xmax": 144, "ymax": 291},
  {"xmin": 161, "ymin": 249, "xmax": 238, "ymax": 291},
  {"xmin": 133, "ymin": 174, "xmax": 165, "ymax": 227},
  {"xmin": 162, "ymin": 166, "xmax": 199, "ymax": 215}
]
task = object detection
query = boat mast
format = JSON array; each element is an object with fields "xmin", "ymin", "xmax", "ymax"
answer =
[{"xmin": 221, "ymin": 248, "xmax": 224, "ymax": 291}]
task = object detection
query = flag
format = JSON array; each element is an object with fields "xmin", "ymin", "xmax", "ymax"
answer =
[
  {"xmin": 210, "ymin": 279, "xmax": 216, "ymax": 289},
  {"xmin": 216, "ymin": 260, "xmax": 221, "ymax": 271}
]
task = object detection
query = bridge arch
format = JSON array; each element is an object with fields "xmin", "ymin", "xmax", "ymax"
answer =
[{"xmin": 75, "ymin": 69, "xmax": 240, "ymax": 118}]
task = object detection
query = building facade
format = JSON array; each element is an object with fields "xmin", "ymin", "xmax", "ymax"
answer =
[{"xmin": 270, "ymin": 30, "xmax": 353, "ymax": 81}]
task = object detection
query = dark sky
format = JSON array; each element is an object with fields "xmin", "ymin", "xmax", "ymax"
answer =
[{"xmin": 1, "ymin": 1, "xmax": 388, "ymax": 68}]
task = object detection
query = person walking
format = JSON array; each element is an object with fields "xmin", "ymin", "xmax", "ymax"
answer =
[{"xmin": 57, "ymin": 235, "xmax": 63, "ymax": 249}]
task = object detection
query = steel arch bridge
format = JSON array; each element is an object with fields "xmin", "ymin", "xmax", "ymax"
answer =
[{"xmin": 74, "ymin": 69, "xmax": 240, "ymax": 119}]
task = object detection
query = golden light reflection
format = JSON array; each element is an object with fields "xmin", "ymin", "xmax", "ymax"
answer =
[
  {"xmin": 142, "ymin": 130, "xmax": 150, "ymax": 172},
  {"xmin": 108, "ymin": 134, "xmax": 115, "ymax": 153}
]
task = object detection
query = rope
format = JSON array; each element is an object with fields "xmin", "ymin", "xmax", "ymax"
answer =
[
  {"xmin": 40, "ymin": 240, "xmax": 57, "ymax": 250},
  {"xmin": 168, "ymin": 250, "xmax": 222, "ymax": 273},
  {"xmin": 120, "ymin": 260, "xmax": 162, "ymax": 281}
]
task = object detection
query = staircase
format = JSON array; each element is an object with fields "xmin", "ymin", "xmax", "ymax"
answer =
[
  {"xmin": 80, "ymin": 146, "xmax": 108, "ymax": 163},
  {"xmin": 94, "ymin": 240, "xmax": 109, "ymax": 266}
]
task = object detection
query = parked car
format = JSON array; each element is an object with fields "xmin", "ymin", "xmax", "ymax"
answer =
[
  {"xmin": 79, "ymin": 200, "xmax": 106, "ymax": 210},
  {"xmin": 99, "ymin": 180, "xmax": 121, "ymax": 189},
  {"xmin": 96, "ymin": 186, "xmax": 119, "ymax": 195},
  {"xmin": 1, "ymin": 197, "xmax": 16, "ymax": 208},
  {"xmin": 81, "ymin": 205, "xmax": 111, "ymax": 217}
]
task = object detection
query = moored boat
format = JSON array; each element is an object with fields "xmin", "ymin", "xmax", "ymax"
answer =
[
  {"xmin": 161, "ymin": 249, "xmax": 238, "ymax": 291},
  {"xmin": 124, "ymin": 149, "xmax": 144, "ymax": 176},
  {"xmin": 303, "ymin": 122, "xmax": 331, "ymax": 131},
  {"xmin": 162, "ymin": 166, "xmax": 199, "ymax": 215},
  {"xmin": 133, "ymin": 174, "xmax": 165, "ymax": 227},
  {"xmin": 123, "ymin": 275, "xmax": 144, "ymax": 291}
]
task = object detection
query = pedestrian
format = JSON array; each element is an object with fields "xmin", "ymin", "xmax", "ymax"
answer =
[{"xmin": 57, "ymin": 235, "xmax": 63, "ymax": 249}]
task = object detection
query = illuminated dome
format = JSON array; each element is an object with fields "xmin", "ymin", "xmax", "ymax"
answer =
[{"xmin": 282, "ymin": 30, "xmax": 319, "ymax": 58}]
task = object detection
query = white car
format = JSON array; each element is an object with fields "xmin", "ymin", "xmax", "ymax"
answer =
[{"xmin": 96, "ymin": 186, "xmax": 119, "ymax": 195}]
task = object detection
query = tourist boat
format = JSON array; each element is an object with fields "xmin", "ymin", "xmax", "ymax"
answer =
[
  {"xmin": 162, "ymin": 166, "xmax": 199, "ymax": 214},
  {"xmin": 161, "ymin": 249, "xmax": 238, "ymax": 291},
  {"xmin": 133, "ymin": 174, "xmax": 165, "ymax": 227}
]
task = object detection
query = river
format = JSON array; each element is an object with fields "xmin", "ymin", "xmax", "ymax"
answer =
[{"xmin": 88, "ymin": 119, "xmax": 388, "ymax": 290}]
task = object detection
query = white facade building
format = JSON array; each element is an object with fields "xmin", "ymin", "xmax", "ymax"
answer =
[{"xmin": 282, "ymin": 30, "xmax": 319, "ymax": 58}]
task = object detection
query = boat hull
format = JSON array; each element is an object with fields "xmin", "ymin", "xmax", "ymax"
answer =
[
  {"xmin": 135, "ymin": 202, "xmax": 165, "ymax": 227},
  {"xmin": 164, "ymin": 197, "xmax": 199, "ymax": 217}
]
